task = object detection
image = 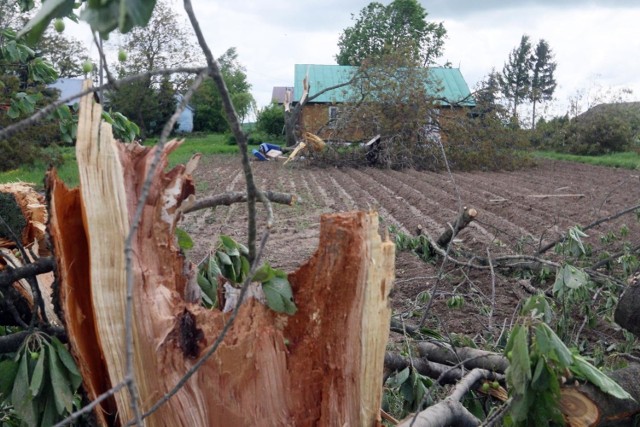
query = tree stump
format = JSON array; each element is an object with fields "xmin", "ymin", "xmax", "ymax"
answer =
[{"xmin": 47, "ymin": 80, "xmax": 395, "ymax": 426}]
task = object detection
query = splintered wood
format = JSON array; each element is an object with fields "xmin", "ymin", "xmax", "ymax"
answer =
[{"xmin": 48, "ymin": 80, "xmax": 395, "ymax": 426}]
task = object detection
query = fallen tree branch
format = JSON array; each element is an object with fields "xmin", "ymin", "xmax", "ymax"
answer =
[
  {"xmin": 417, "ymin": 342, "xmax": 509, "ymax": 373},
  {"xmin": 536, "ymin": 202, "xmax": 640, "ymax": 255},
  {"xmin": 0, "ymin": 256, "xmax": 55, "ymax": 288},
  {"xmin": 182, "ymin": 190, "xmax": 296, "ymax": 214},
  {"xmin": 398, "ymin": 368, "xmax": 493, "ymax": 427},
  {"xmin": 0, "ymin": 326, "xmax": 67, "ymax": 353}
]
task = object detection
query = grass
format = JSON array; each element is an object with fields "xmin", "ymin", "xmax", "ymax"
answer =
[
  {"xmin": 535, "ymin": 150, "xmax": 640, "ymax": 169},
  {"xmin": 0, "ymin": 133, "xmax": 252, "ymax": 190}
]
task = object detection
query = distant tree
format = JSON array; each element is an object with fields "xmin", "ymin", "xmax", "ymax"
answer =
[
  {"xmin": 474, "ymin": 69, "xmax": 507, "ymax": 119},
  {"xmin": 500, "ymin": 35, "xmax": 532, "ymax": 123},
  {"xmin": 191, "ymin": 47, "xmax": 255, "ymax": 132},
  {"xmin": 35, "ymin": 29, "xmax": 90, "ymax": 78},
  {"xmin": 108, "ymin": 0, "xmax": 201, "ymax": 137},
  {"xmin": 335, "ymin": 0, "xmax": 446, "ymax": 66},
  {"xmin": 256, "ymin": 103, "xmax": 285, "ymax": 137},
  {"xmin": 530, "ymin": 39, "xmax": 557, "ymax": 129}
]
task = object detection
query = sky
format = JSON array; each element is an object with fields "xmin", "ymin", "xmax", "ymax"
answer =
[{"xmin": 69, "ymin": 0, "xmax": 640, "ymax": 121}]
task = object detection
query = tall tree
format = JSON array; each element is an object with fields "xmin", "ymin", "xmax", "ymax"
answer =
[
  {"xmin": 530, "ymin": 39, "xmax": 557, "ymax": 129},
  {"xmin": 191, "ymin": 47, "xmax": 255, "ymax": 132},
  {"xmin": 474, "ymin": 69, "xmax": 506, "ymax": 119},
  {"xmin": 335, "ymin": 0, "xmax": 446, "ymax": 67},
  {"xmin": 500, "ymin": 35, "xmax": 532, "ymax": 122},
  {"xmin": 108, "ymin": 0, "xmax": 202, "ymax": 137}
]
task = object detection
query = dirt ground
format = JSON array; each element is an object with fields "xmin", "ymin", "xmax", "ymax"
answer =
[{"xmin": 181, "ymin": 155, "xmax": 640, "ymax": 348}]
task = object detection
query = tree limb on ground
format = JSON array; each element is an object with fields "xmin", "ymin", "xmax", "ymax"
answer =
[
  {"xmin": 181, "ymin": 190, "xmax": 297, "ymax": 214},
  {"xmin": 415, "ymin": 342, "xmax": 640, "ymax": 426},
  {"xmin": 536, "ymin": 202, "xmax": 640, "ymax": 255}
]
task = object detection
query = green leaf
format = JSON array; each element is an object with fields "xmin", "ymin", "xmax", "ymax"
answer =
[
  {"xmin": 48, "ymin": 347, "xmax": 73, "ymax": 415},
  {"xmin": 521, "ymin": 294, "xmax": 553, "ymax": 323},
  {"xmin": 175, "ymin": 228, "xmax": 194, "ymax": 250},
  {"xmin": 570, "ymin": 355, "xmax": 634, "ymax": 401},
  {"xmin": 553, "ymin": 264, "xmax": 589, "ymax": 296},
  {"xmin": 263, "ymin": 276, "xmax": 297, "ymax": 315},
  {"xmin": 216, "ymin": 250, "xmax": 232, "ymax": 266},
  {"xmin": 219, "ymin": 235, "xmax": 239, "ymax": 256},
  {"xmin": 385, "ymin": 367, "xmax": 410, "ymax": 388},
  {"xmin": 0, "ymin": 359, "xmax": 19, "ymax": 398},
  {"xmin": 29, "ymin": 346, "xmax": 46, "ymax": 397},
  {"xmin": 11, "ymin": 352, "xmax": 36, "ymax": 426},
  {"xmin": 197, "ymin": 272, "xmax": 218, "ymax": 309},
  {"xmin": 51, "ymin": 338, "xmax": 82, "ymax": 390},
  {"xmin": 505, "ymin": 325, "xmax": 531, "ymax": 395},
  {"xmin": 17, "ymin": 0, "xmax": 75, "ymax": 43},
  {"xmin": 41, "ymin": 395, "xmax": 58, "ymax": 427},
  {"xmin": 253, "ymin": 262, "xmax": 276, "ymax": 283},
  {"xmin": 531, "ymin": 357, "xmax": 550, "ymax": 391},
  {"xmin": 534, "ymin": 323, "xmax": 573, "ymax": 368},
  {"xmin": 207, "ymin": 255, "xmax": 222, "ymax": 281}
]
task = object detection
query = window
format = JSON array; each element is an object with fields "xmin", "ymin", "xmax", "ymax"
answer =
[{"xmin": 329, "ymin": 106, "xmax": 339, "ymax": 121}]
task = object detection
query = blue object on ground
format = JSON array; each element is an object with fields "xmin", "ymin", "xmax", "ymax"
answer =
[
  {"xmin": 252, "ymin": 149, "xmax": 267, "ymax": 161},
  {"xmin": 260, "ymin": 143, "xmax": 282, "ymax": 153}
]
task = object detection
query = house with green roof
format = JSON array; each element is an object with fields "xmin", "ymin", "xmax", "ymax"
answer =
[{"xmin": 292, "ymin": 64, "xmax": 475, "ymax": 141}]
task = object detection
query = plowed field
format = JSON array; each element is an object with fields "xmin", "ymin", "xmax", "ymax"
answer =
[{"xmin": 182, "ymin": 156, "xmax": 640, "ymax": 342}]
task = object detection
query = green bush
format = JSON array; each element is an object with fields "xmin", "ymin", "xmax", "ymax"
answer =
[
  {"xmin": 570, "ymin": 113, "xmax": 632, "ymax": 155},
  {"xmin": 256, "ymin": 103, "xmax": 285, "ymax": 137}
]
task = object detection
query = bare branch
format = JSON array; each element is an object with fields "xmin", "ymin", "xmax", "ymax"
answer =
[
  {"xmin": 536, "ymin": 202, "xmax": 640, "ymax": 255},
  {"xmin": 183, "ymin": 190, "xmax": 297, "ymax": 214},
  {"xmin": 0, "ymin": 256, "xmax": 55, "ymax": 288}
]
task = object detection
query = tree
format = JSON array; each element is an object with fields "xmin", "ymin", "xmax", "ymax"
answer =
[
  {"xmin": 191, "ymin": 47, "xmax": 255, "ymax": 132},
  {"xmin": 256, "ymin": 102, "xmax": 285, "ymax": 137},
  {"xmin": 35, "ymin": 29, "xmax": 90, "ymax": 78},
  {"xmin": 500, "ymin": 35, "xmax": 532, "ymax": 123},
  {"xmin": 335, "ymin": 0, "xmax": 446, "ymax": 66},
  {"xmin": 474, "ymin": 68, "xmax": 506, "ymax": 119},
  {"xmin": 530, "ymin": 39, "xmax": 557, "ymax": 129},
  {"xmin": 108, "ymin": 0, "xmax": 201, "ymax": 137}
]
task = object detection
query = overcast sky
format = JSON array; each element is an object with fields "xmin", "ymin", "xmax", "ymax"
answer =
[{"xmin": 72, "ymin": 0, "xmax": 640, "ymax": 120}]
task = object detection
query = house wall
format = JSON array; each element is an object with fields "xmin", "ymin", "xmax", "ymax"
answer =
[
  {"xmin": 299, "ymin": 104, "xmax": 366, "ymax": 142},
  {"xmin": 299, "ymin": 103, "xmax": 465, "ymax": 143}
]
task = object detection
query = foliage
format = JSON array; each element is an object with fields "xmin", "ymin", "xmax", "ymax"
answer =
[
  {"xmin": 383, "ymin": 366, "xmax": 433, "ymax": 417},
  {"xmin": 335, "ymin": 0, "xmax": 446, "ymax": 66},
  {"xmin": 0, "ymin": 332, "xmax": 82, "ymax": 427},
  {"xmin": 107, "ymin": 0, "xmax": 202, "ymax": 137},
  {"xmin": 530, "ymin": 39, "xmax": 557, "ymax": 128},
  {"xmin": 19, "ymin": 0, "xmax": 158, "ymax": 41},
  {"xmin": 504, "ymin": 295, "xmax": 632, "ymax": 426},
  {"xmin": 34, "ymin": 27, "xmax": 90, "ymax": 78},
  {"xmin": 197, "ymin": 235, "xmax": 297, "ymax": 315},
  {"xmin": 256, "ymin": 102, "xmax": 285, "ymax": 137},
  {"xmin": 192, "ymin": 48, "xmax": 254, "ymax": 133},
  {"xmin": 440, "ymin": 108, "xmax": 532, "ymax": 171},
  {"xmin": 536, "ymin": 108, "xmax": 635, "ymax": 155},
  {"xmin": 500, "ymin": 35, "xmax": 532, "ymax": 122}
]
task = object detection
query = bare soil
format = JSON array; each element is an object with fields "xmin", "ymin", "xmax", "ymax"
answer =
[{"xmin": 181, "ymin": 155, "xmax": 640, "ymax": 348}]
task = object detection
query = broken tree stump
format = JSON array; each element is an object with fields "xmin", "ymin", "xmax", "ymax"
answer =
[
  {"xmin": 436, "ymin": 207, "xmax": 477, "ymax": 249},
  {"xmin": 47, "ymin": 81, "xmax": 395, "ymax": 426}
]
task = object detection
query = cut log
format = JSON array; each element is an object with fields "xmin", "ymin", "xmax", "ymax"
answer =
[
  {"xmin": 48, "ymin": 80, "xmax": 395, "ymax": 426},
  {"xmin": 0, "ymin": 183, "xmax": 47, "ymax": 255}
]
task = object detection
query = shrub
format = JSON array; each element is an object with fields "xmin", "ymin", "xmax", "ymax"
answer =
[
  {"xmin": 256, "ymin": 103, "xmax": 285, "ymax": 137},
  {"xmin": 571, "ymin": 113, "xmax": 631, "ymax": 155}
]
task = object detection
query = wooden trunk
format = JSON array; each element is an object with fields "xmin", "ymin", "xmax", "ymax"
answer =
[{"xmin": 47, "ymin": 81, "xmax": 395, "ymax": 426}]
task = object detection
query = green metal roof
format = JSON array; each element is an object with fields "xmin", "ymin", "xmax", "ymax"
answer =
[{"xmin": 293, "ymin": 64, "xmax": 475, "ymax": 107}]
